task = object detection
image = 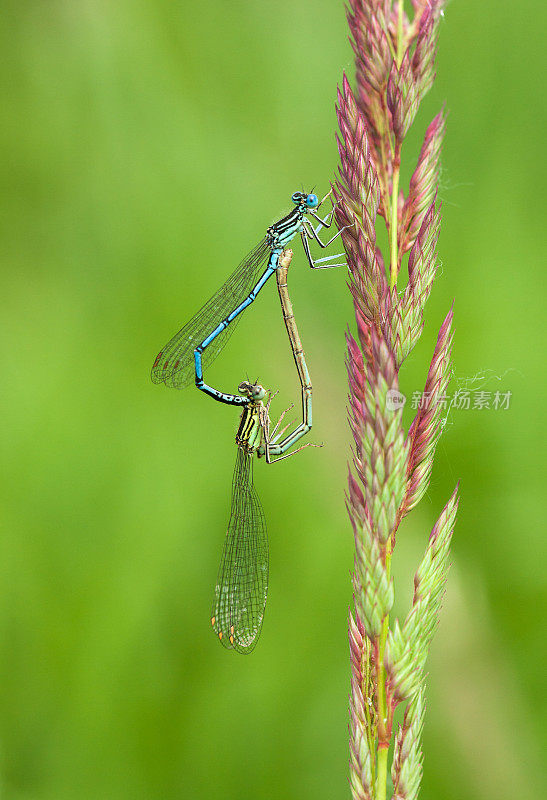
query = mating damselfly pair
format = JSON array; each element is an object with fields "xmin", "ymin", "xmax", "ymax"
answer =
[{"xmin": 151, "ymin": 191, "xmax": 346, "ymax": 652}]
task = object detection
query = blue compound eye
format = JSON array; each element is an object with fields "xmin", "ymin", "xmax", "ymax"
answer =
[{"xmin": 306, "ymin": 193, "xmax": 319, "ymax": 208}]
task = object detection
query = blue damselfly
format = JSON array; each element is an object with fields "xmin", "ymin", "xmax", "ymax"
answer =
[{"xmin": 151, "ymin": 191, "xmax": 346, "ymax": 406}]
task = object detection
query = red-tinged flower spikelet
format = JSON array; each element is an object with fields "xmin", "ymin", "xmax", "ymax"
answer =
[
  {"xmin": 386, "ymin": 201, "xmax": 441, "ymax": 366},
  {"xmin": 334, "ymin": 78, "xmax": 386, "ymax": 330},
  {"xmin": 404, "ymin": 306, "xmax": 453, "ymax": 513},
  {"xmin": 386, "ymin": 487, "xmax": 459, "ymax": 703},
  {"xmin": 399, "ymin": 110, "xmax": 446, "ymax": 258},
  {"xmin": 349, "ymin": 612, "xmax": 374, "ymax": 800},
  {"xmin": 348, "ymin": 328, "xmax": 408, "ymax": 545},
  {"xmin": 335, "ymin": 76, "xmax": 381, "ymax": 245},
  {"xmin": 346, "ymin": 0, "xmax": 393, "ymax": 209},
  {"xmin": 387, "ymin": 1, "xmax": 444, "ymax": 145},
  {"xmin": 391, "ymin": 689, "xmax": 426, "ymax": 800}
]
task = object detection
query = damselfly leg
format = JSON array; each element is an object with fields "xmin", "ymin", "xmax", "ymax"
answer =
[
  {"xmin": 299, "ymin": 196, "xmax": 350, "ymax": 270},
  {"xmin": 301, "ymin": 229, "xmax": 347, "ymax": 270},
  {"xmin": 303, "ymin": 217, "xmax": 349, "ymax": 249},
  {"xmin": 265, "ymin": 394, "xmax": 294, "ymax": 440},
  {"xmin": 262, "ymin": 406, "xmax": 323, "ymax": 464}
]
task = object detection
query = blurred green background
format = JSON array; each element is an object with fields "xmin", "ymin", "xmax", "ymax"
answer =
[{"xmin": 1, "ymin": 1, "xmax": 545, "ymax": 798}]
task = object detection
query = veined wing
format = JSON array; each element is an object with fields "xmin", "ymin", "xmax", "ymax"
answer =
[
  {"xmin": 211, "ymin": 448, "xmax": 268, "ymax": 654},
  {"xmin": 151, "ymin": 238, "xmax": 270, "ymax": 389}
]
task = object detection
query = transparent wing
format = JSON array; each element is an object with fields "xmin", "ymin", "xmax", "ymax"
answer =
[
  {"xmin": 211, "ymin": 448, "xmax": 268, "ymax": 654},
  {"xmin": 151, "ymin": 239, "xmax": 270, "ymax": 389}
]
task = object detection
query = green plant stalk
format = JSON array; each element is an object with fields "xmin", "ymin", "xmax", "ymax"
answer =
[
  {"xmin": 389, "ymin": 1, "xmax": 404, "ymax": 290},
  {"xmin": 389, "ymin": 163, "xmax": 400, "ymax": 289},
  {"xmin": 376, "ymin": 747, "xmax": 388, "ymax": 800},
  {"xmin": 383, "ymin": 11, "xmax": 404, "ymax": 779},
  {"xmin": 396, "ymin": 1, "xmax": 404, "ymax": 64}
]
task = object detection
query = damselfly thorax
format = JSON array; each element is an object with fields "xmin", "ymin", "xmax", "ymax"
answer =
[
  {"xmin": 234, "ymin": 382, "xmax": 268, "ymax": 455},
  {"xmin": 266, "ymin": 204, "xmax": 306, "ymax": 250}
]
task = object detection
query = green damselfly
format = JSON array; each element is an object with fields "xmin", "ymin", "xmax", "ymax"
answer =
[{"xmin": 211, "ymin": 250, "xmax": 318, "ymax": 652}]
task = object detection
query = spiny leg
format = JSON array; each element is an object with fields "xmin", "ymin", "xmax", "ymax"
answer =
[
  {"xmin": 301, "ymin": 231, "xmax": 345, "ymax": 270},
  {"xmin": 317, "ymin": 187, "xmax": 334, "ymax": 207},
  {"xmin": 315, "ymin": 187, "xmax": 338, "ymax": 222},
  {"xmin": 313, "ymin": 252, "xmax": 347, "ymax": 266},
  {"xmin": 269, "ymin": 402, "xmax": 295, "ymax": 439},
  {"xmin": 311, "ymin": 190, "xmax": 340, "ymax": 233},
  {"xmin": 303, "ymin": 218, "xmax": 350, "ymax": 249},
  {"xmin": 311, "ymin": 206, "xmax": 336, "ymax": 234},
  {"xmin": 265, "ymin": 389, "xmax": 279, "ymax": 415},
  {"xmin": 259, "ymin": 403, "xmax": 295, "ymax": 451},
  {"xmin": 267, "ymin": 440, "xmax": 324, "ymax": 464},
  {"xmin": 270, "ymin": 420, "xmax": 294, "ymax": 445}
]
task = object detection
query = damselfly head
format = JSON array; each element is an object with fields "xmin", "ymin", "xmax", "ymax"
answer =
[
  {"xmin": 291, "ymin": 191, "xmax": 319, "ymax": 210},
  {"xmin": 238, "ymin": 380, "xmax": 267, "ymax": 401}
]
